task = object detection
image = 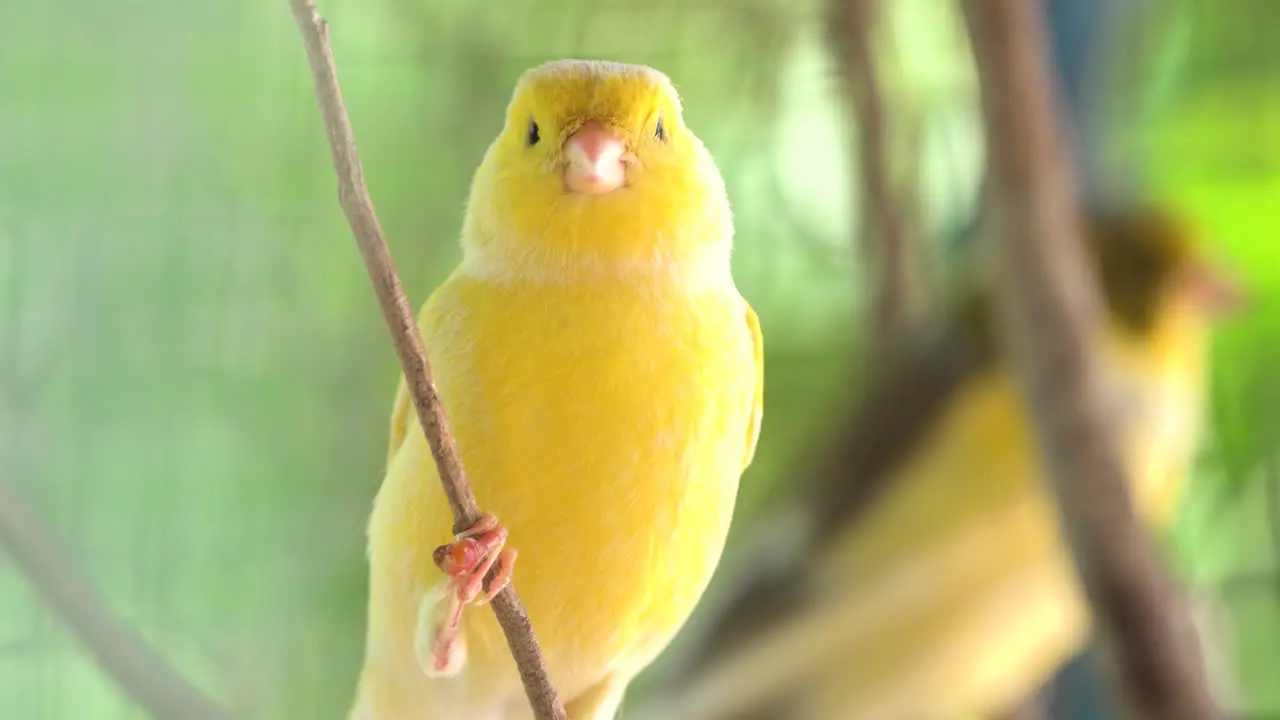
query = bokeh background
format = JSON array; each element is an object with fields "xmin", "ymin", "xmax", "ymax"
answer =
[{"xmin": 1, "ymin": 0, "xmax": 1277, "ymax": 717}]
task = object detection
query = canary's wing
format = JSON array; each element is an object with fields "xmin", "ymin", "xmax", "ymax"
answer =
[
  {"xmin": 386, "ymin": 308, "xmax": 430, "ymax": 467},
  {"xmin": 387, "ymin": 376, "xmax": 413, "ymax": 468},
  {"xmin": 742, "ymin": 302, "xmax": 765, "ymax": 471}
]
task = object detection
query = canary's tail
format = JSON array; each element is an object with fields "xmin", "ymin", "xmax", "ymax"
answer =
[{"xmin": 415, "ymin": 579, "xmax": 468, "ymax": 677}]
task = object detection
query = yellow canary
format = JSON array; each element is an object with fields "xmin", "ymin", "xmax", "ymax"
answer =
[
  {"xmin": 655, "ymin": 204, "xmax": 1239, "ymax": 720},
  {"xmin": 348, "ymin": 59, "xmax": 763, "ymax": 720}
]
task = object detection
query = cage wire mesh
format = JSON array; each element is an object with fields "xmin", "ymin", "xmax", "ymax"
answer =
[{"xmin": 0, "ymin": 0, "xmax": 1277, "ymax": 718}]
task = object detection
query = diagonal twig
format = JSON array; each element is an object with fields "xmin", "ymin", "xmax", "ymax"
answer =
[
  {"xmin": 1, "ymin": 215, "xmax": 231, "ymax": 719},
  {"xmin": 960, "ymin": 1, "xmax": 1219, "ymax": 718},
  {"xmin": 285, "ymin": 2, "xmax": 566, "ymax": 718}
]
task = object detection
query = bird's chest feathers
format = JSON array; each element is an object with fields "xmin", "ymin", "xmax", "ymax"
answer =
[
  {"xmin": 421, "ymin": 277, "xmax": 752, "ymax": 666},
  {"xmin": 425, "ymin": 276, "xmax": 751, "ymax": 573},
  {"xmin": 441, "ymin": 285, "xmax": 741, "ymax": 465}
]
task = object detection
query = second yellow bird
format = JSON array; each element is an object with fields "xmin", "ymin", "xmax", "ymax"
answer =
[{"xmin": 349, "ymin": 60, "xmax": 763, "ymax": 719}]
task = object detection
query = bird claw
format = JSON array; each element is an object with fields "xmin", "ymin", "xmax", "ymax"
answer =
[
  {"xmin": 473, "ymin": 549, "xmax": 517, "ymax": 605},
  {"xmin": 433, "ymin": 512, "xmax": 517, "ymax": 606},
  {"xmin": 417, "ymin": 512, "xmax": 518, "ymax": 678}
]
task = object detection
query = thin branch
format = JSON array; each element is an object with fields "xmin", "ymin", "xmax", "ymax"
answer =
[
  {"xmin": 827, "ymin": 0, "xmax": 917, "ymax": 336},
  {"xmin": 960, "ymin": 2, "xmax": 1219, "ymax": 719},
  {"xmin": 1, "ymin": 217, "xmax": 229, "ymax": 718},
  {"xmin": 0, "ymin": 482, "xmax": 232, "ymax": 720},
  {"xmin": 898, "ymin": 110, "xmax": 934, "ymax": 298},
  {"xmin": 285, "ymin": 2, "xmax": 566, "ymax": 718}
]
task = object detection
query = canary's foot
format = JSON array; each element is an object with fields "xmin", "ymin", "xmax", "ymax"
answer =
[
  {"xmin": 415, "ymin": 513, "xmax": 517, "ymax": 678},
  {"xmin": 432, "ymin": 512, "xmax": 517, "ymax": 606}
]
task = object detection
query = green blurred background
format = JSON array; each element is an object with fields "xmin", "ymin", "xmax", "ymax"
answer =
[{"xmin": 0, "ymin": 0, "xmax": 1276, "ymax": 717}]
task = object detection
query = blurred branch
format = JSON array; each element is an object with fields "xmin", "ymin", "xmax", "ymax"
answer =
[
  {"xmin": 899, "ymin": 111, "xmax": 932, "ymax": 290},
  {"xmin": 827, "ymin": 0, "xmax": 920, "ymax": 336},
  {"xmin": 1, "ymin": 200, "xmax": 228, "ymax": 720},
  {"xmin": 960, "ymin": 2, "xmax": 1219, "ymax": 719},
  {"xmin": 1033, "ymin": 4, "xmax": 1158, "ymax": 716},
  {"xmin": 0, "ymin": 482, "xmax": 231, "ymax": 720},
  {"xmin": 285, "ymin": 3, "xmax": 567, "ymax": 719}
]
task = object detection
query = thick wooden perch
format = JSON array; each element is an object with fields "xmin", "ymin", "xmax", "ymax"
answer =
[
  {"xmin": 960, "ymin": 2, "xmax": 1219, "ymax": 718},
  {"xmin": 286, "ymin": 2, "xmax": 566, "ymax": 718},
  {"xmin": 0, "ymin": 481, "xmax": 232, "ymax": 720}
]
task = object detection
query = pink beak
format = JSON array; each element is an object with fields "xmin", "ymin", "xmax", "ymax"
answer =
[{"xmin": 563, "ymin": 121, "xmax": 627, "ymax": 195}]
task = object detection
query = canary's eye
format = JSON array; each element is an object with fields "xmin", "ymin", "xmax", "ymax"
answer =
[
  {"xmin": 654, "ymin": 115, "xmax": 666, "ymax": 142},
  {"xmin": 526, "ymin": 119, "xmax": 540, "ymax": 147}
]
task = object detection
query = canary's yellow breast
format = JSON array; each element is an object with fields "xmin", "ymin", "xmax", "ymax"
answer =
[{"xmin": 365, "ymin": 267, "xmax": 757, "ymax": 710}]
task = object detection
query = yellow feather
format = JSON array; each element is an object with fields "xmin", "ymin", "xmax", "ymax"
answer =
[{"xmin": 350, "ymin": 59, "xmax": 761, "ymax": 720}]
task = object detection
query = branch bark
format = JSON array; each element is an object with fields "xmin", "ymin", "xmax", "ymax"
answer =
[
  {"xmin": 959, "ymin": 2, "xmax": 1219, "ymax": 718},
  {"xmin": 285, "ymin": 3, "xmax": 566, "ymax": 718},
  {"xmin": 0, "ymin": 482, "xmax": 232, "ymax": 720},
  {"xmin": 827, "ymin": 0, "xmax": 917, "ymax": 336}
]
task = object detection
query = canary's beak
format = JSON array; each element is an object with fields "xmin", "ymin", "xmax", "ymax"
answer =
[
  {"xmin": 1183, "ymin": 261, "xmax": 1246, "ymax": 317},
  {"xmin": 563, "ymin": 121, "xmax": 627, "ymax": 195}
]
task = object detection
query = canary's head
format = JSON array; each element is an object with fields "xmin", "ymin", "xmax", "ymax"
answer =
[
  {"xmin": 1085, "ymin": 203, "xmax": 1243, "ymax": 339},
  {"xmin": 459, "ymin": 59, "xmax": 733, "ymax": 283}
]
